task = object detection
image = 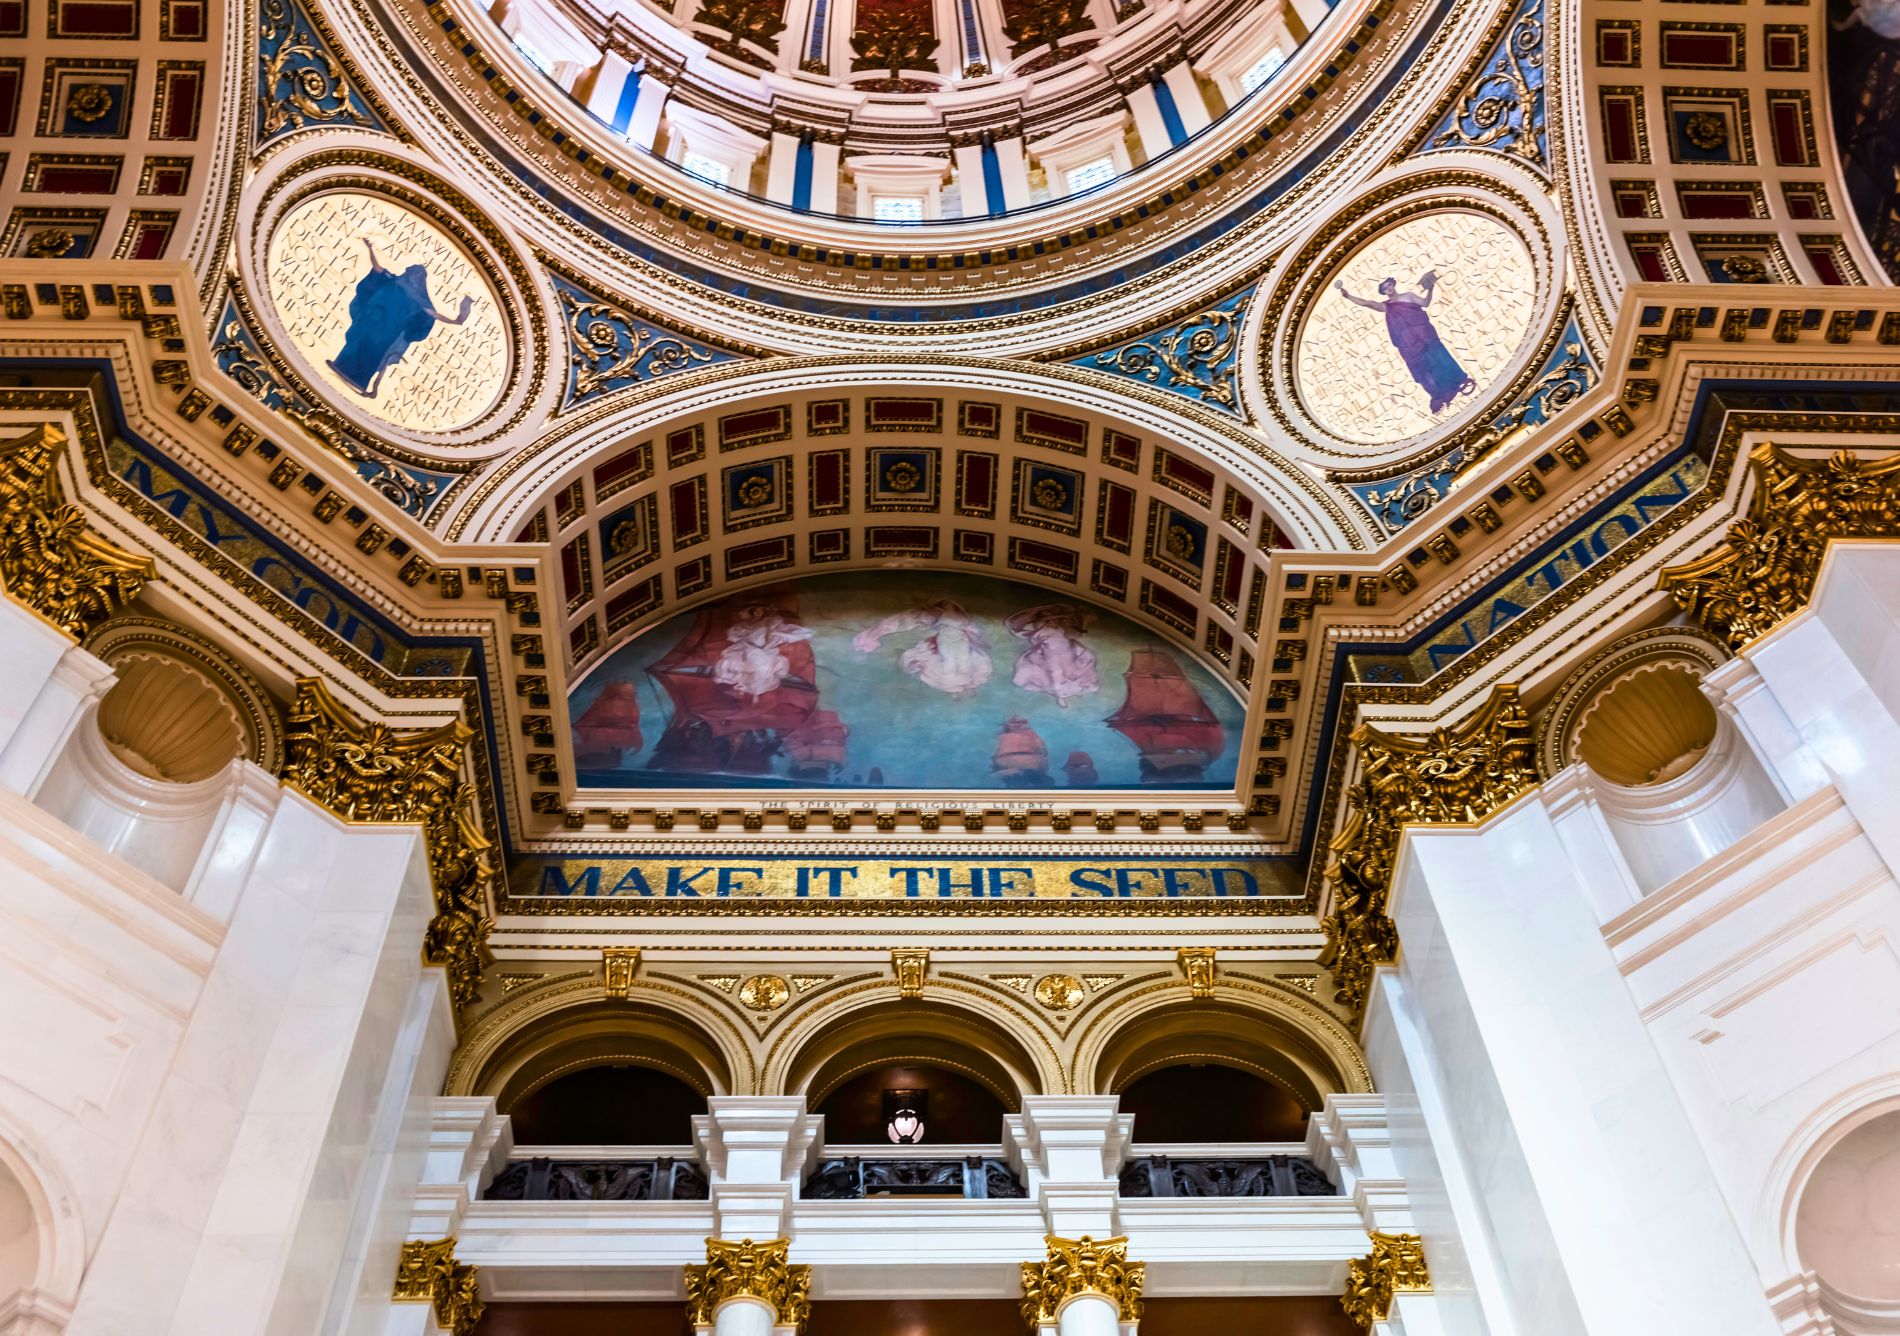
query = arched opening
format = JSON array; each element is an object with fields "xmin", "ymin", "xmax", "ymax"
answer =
[
  {"xmin": 1118, "ymin": 1063, "xmax": 1310, "ymax": 1143},
  {"xmin": 0, "ymin": 1156, "xmax": 39, "ymax": 1317},
  {"xmin": 455, "ymin": 998, "xmax": 735, "ymax": 1146},
  {"xmin": 1092, "ymin": 1001, "xmax": 1362, "ymax": 1136},
  {"xmin": 1795, "ymin": 1109, "xmax": 1900, "ymax": 1323},
  {"xmin": 504, "ymin": 1065, "xmax": 709, "ymax": 1146},
  {"xmin": 814, "ymin": 1062, "xmax": 1011, "ymax": 1145},
  {"xmin": 782, "ymin": 1000, "xmax": 1044, "ymax": 1141}
]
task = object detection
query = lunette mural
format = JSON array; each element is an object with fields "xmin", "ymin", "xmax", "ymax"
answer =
[{"xmin": 569, "ymin": 572, "xmax": 1246, "ymax": 790}]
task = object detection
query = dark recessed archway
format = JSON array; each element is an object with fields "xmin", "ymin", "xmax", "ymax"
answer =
[
  {"xmin": 815, "ymin": 1062, "xmax": 1011, "ymax": 1146},
  {"xmin": 1119, "ymin": 1064, "xmax": 1308, "ymax": 1143},
  {"xmin": 505, "ymin": 1065, "xmax": 708, "ymax": 1146}
]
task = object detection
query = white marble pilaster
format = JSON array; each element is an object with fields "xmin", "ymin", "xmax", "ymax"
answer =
[
  {"xmin": 0, "ymin": 605, "xmax": 113, "ymax": 801},
  {"xmin": 1382, "ymin": 798, "xmax": 1784, "ymax": 1336},
  {"xmin": 626, "ymin": 73, "xmax": 669, "ymax": 149},
  {"xmin": 64, "ymin": 790, "xmax": 435, "ymax": 1336},
  {"xmin": 1744, "ymin": 542, "xmax": 1900, "ymax": 878},
  {"xmin": 1006, "ymin": 1098, "xmax": 1131, "ymax": 1239},
  {"xmin": 693, "ymin": 1098, "xmax": 821, "ymax": 1242},
  {"xmin": 1123, "ymin": 83, "xmax": 1170, "ymax": 159}
]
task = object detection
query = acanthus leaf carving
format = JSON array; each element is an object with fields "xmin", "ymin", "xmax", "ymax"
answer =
[
  {"xmin": 1658, "ymin": 444, "xmax": 1900, "ymax": 652},
  {"xmin": 1319, "ymin": 684, "xmax": 1537, "ymax": 1018}
]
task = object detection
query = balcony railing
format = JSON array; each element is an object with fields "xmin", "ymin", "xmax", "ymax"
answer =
[
  {"xmin": 803, "ymin": 1156, "xmax": 1027, "ymax": 1200},
  {"xmin": 484, "ymin": 1156, "xmax": 710, "ymax": 1201},
  {"xmin": 1117, "ymin": 1154, "xmax": 1335, "ymax": 1198}
]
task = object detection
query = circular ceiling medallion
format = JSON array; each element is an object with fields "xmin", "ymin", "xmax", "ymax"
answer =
[
  {"xmin": 1293, "ymin": 209, "xmax": 1536, "ymax": 445},
  {"xmin": 264, "ymin": 190, "xmax": 510, "ymax": 434}
]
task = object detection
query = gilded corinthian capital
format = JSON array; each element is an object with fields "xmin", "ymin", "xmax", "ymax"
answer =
[
  {"xmin": 1341, "ymin": 1231, "xmax": 1430, "ymax": 1331},
  {"xmin": 0, "ymin": 423, "xmax": 152, "ymax": 640},
  {"xmin": 283, "ymin": 679, "xmax": 494, "ymax": 1008},
  {"xmin": 1660, "ymin": 444, "xmax": 1900, "ymax": 652},
  {"xmin": 1020, "ymin": 1235, "xmax": 1145, "ymax": 1329},
  {"xmin": 684, "ymin": 1238, "xmax": 811, "ymax": 1331},
  {"xmin": 393, "ymin": 1238, "xmax": 484, "ymax": 1335},
  {"xmin": 1319, "ymin": 685, "xmax": 1538, "ymax": 1018}
]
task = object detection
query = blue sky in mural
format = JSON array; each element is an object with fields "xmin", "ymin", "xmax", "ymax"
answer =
[{"xmin": 570, "ymin": 572, "xmax": 1246, "ymax": 790}]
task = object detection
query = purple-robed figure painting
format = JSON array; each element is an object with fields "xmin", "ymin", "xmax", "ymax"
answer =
[{"xmin": 1335, "ymin": 271, "xmax": 1476, "ymax": 414}]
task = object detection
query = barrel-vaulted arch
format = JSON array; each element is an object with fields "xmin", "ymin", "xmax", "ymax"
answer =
[
  {"xmin": 449, "ymin": 357, "xmax": 1370, "ymax": 700},
  {"xmin": 1564, "ymin": 0, "xmax": 1882, "ymax": 303}
]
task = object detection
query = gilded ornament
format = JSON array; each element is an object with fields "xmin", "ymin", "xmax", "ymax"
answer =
[
  {"xmin": 1658, "ymin": 444, "xmax": 1900, "ymax": 652},
  {"xmin": 393, "ymin": 1238, "xmax": 484, "ymax": 1336},
  {"xmin": 0, "ymin": 424, "xmax": 153, "ymax": 641},
  {"xmin": 1032, "ymin": 973, "xmax": 1085, "ymax": 1010},
  {"xmin": 1683, "ymin": 110, "xmax": 1728, "ymax": 151},
  {"xmin": 738, "ymin": 476, "xmax": 774, "ymax": 507},
  {"xmin": 66, "ymin": 84, "xmax": 113, "ymax": 122},
  {"xmin": 684, "ymin": 1238, "xmax": 811, "ymax": 1330},
  {"xmin": 1163, "ymin": 524, "xmax": 1196, "ymax": 561},
  {"xmin": 883, "ymin": 460, "xmax": 922, "ymax": 493},
  {"xmin": 892, "ymin": 948, "xmax": 929, "ymax": 997},
  {"xmin": 1031, "ymin": 478, "xmax": 1068, "ymax": 510},
  {"xmin": 1020, "ymin": 1236, "xmax": 1145, "ymax": 1328},
  {"xmin": 602, "ymin": 946, "xmax": 640, "ymax": 998},
  {"xmin": 849, "ymin": 11, "xmax": 940, "ymax": 75},
  {"xmin": 1091, "ymin": 307, "xmax": 1239, "ymax": 411},
  {"xmin": 1718, "ymin": 254, "xmax": 1768, "ymax": 283},
  {"xmin": 1429, "ymin": 0, "xmax": 1545, "ymax": 166},
  {"xmin": 26, "ymin": 229, "xmax": 75, "ymax": 260},
  {"xmin": 739, "ymin": 974, "xmax": 791, "ymax": 1010},
  {"xmin": 1341, "ymin": 1232, "xmax": 1430, "ymax": 1331},
  {"xmin": 1001, "ymin": 0, "xmax": 1092, "ymax": 55},
  {"xmin": 1177, "ymin": 947, "xmax": 1217, "ymax": 998},
  {"xmin": 258, "ymin": 0, "xmax": 378, "ymax": 140},
  {"xmin": 282, "ymin": 680, "xmax": 494, "ymax": 1008},
  {"xmin": 558, "ymin": 285, "xmax": 717, "ymax": 405},
  {"xmin": 693, "ymin": 0, "xmax": 786, "ymax": 52},
  {"xmin": 1319, "ymin": 686, "xmax": 1537, "ymax": 1018}
]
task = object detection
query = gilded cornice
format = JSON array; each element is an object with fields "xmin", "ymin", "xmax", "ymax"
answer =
[
  {"xmin": 1659, "ymin": 444, "xmax": 1900, "ymax": 652},
  {"xmin": 1341, "ymin": 1231, "xmax": 1430, "ymax": 1331},
  {"xmin": 1020, "ymin": 1235, "xmax": 1145, "ymax": 1328},
  {"xmin": 0, "ymin": 423, "xmax": 154, "ymax": 640},
  {"xmin": 1320, "ymin": 685, "xmax": 1538, "ymax": 1018},
  {"xmin": 393, "ymin": 1238, "xmax": 484, "ymax": 1335},
  {"xmin": 684, "ymin": 1238, "xmax": 811, "ymax": 1330}
]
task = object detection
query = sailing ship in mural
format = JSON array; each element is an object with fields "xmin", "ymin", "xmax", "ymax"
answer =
[
  {"xmin": 1108, "ymin": 649, "xmax": 1228, "ymax": 781},
  {"xmin": 568, "ymin": 572, "xmax": 1244, "ymax": 790}
]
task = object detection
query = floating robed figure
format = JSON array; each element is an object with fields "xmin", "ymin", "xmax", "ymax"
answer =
[
  {"xmin": 852, "ymin": 599, "xmax": 993, "ymax": 695},
  {"xmin": 327, "ymin": 239, "xmax": 474, "ymax": 398},
  {"xmin": 1334, "ymin": 271, "xmax": 1475, "ymax": 414},
  {"xmin": 1006, "ymin": 604, "xmax": 1098, "ymax": 708}
]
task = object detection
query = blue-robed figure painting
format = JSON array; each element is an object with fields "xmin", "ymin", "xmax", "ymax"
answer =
[
  {"xmin": 1335, "ymin": 271, "xmax": 1477, "ymax": 414},
  {"xmin": 326, "ymin": 239, "xmax": 474, "ymax": 398}
]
